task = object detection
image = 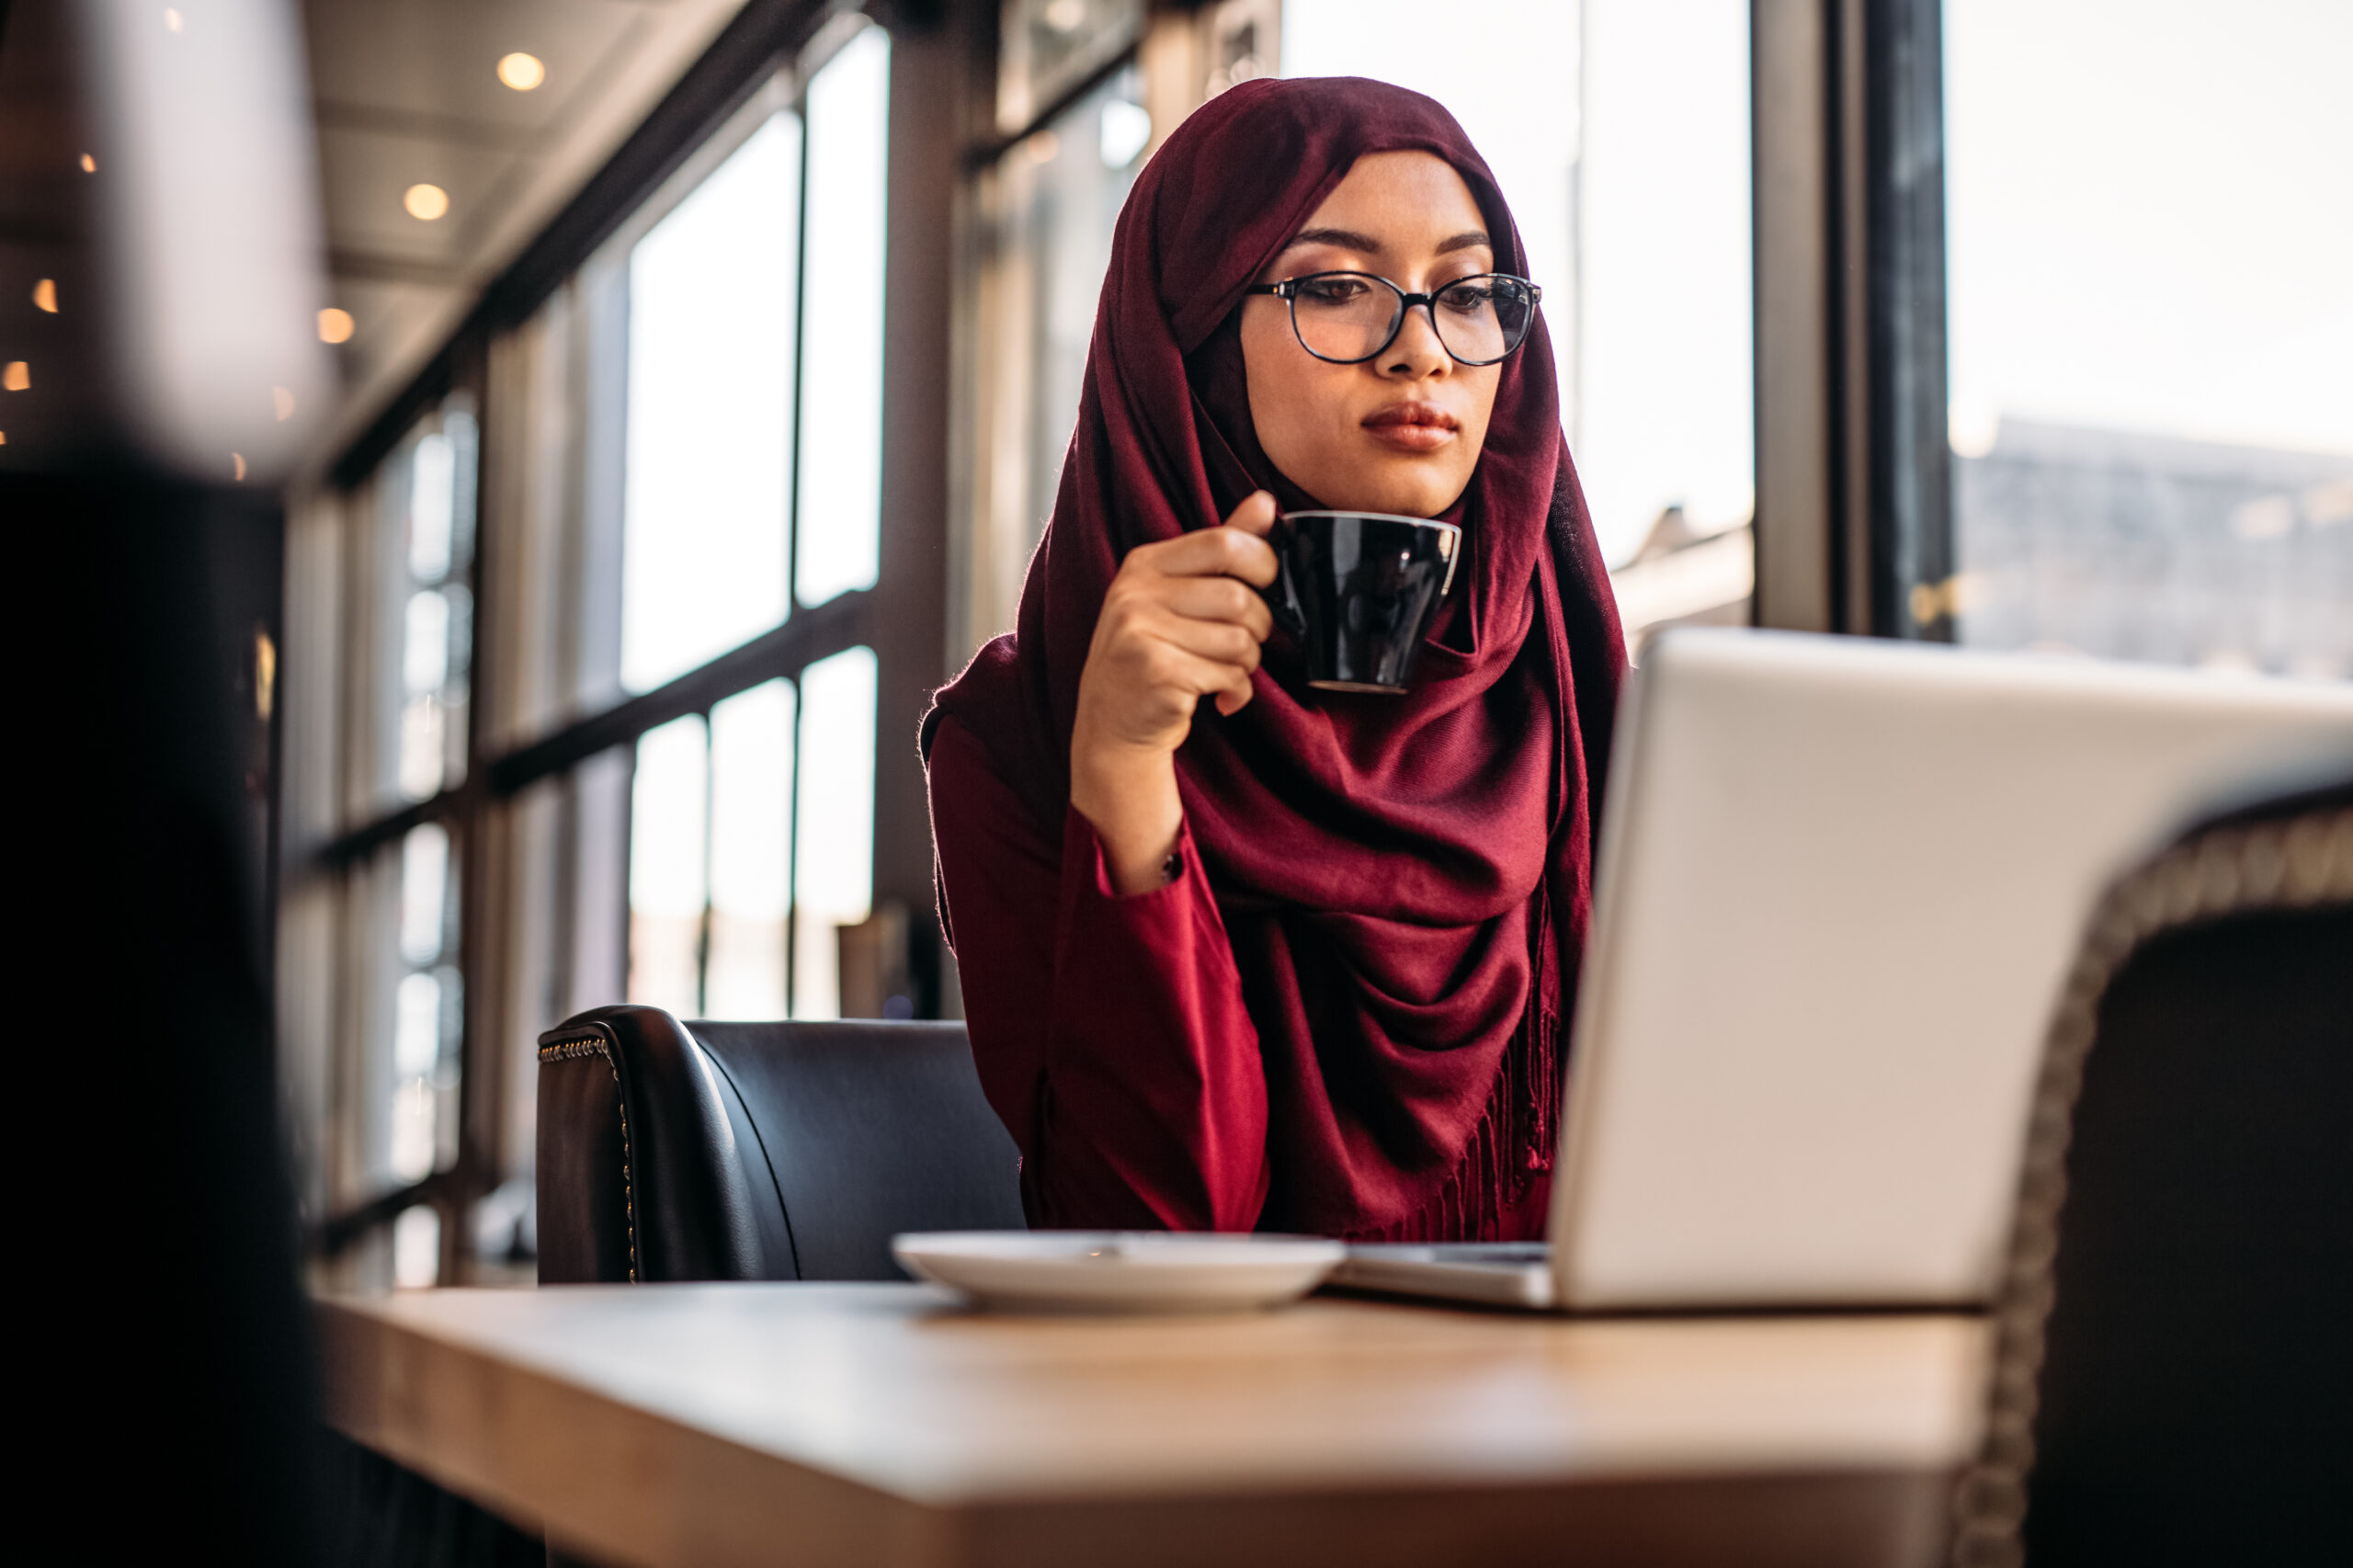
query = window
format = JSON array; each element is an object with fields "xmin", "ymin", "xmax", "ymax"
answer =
[
  {"xmin": 1281, "ymin": 0, "xmax": 1755, "ymax": 653},
  {"xmin": 1944, "ymin": 0, "xmax": 2353, "ymax": 675},
  {"xmin": 286, "ymin": 19, "xmax": 902, "ymax": 1289}
]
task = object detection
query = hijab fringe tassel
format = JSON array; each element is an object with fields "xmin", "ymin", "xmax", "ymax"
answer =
[{"xmin": 1364, "ymin": 1004, "xmax": 1558, "ymax": 1244}]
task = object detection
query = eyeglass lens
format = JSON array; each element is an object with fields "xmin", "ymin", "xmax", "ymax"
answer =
[{"xmin": 1289, "ymin": 274, "xmax": 1535, "ymax": 365}]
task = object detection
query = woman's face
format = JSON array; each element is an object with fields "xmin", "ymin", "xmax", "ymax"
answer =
[{"xmin": 1241, "ymin": 151, "xmax": 1502, "ymax": 518}]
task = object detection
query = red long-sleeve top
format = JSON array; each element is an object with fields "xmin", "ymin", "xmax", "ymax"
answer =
[{"xmin": 929, "ymin": 715, "xmax": 1552, "ymax": 1239}]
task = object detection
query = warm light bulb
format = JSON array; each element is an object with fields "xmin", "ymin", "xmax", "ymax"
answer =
[
  {"xmin": 496, "ymin": 52, "xmax": 546, "ymax": 91},
  {"xmin": 32, "ymin": 278, "xmax": 58, "ymax": 313},
  {"xmin": 404, "ymin": 183, "xmax": 450, "ymax": 222},
  {"xmin": 318, "ymin": 307, "xmax": 355, "ymax": 345},
  {"xmin": 3, "ymin": 361, "xmax": 28, "ymax": 392}
]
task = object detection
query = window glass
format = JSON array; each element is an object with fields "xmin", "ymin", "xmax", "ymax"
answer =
[
  {"xmin": 1946, "ymin": 0, "xmax": 2352, "ymax": 675},
  {"xmin": 707, "ymin": 679, "xmax": 794, "ymax": 1019},
  {"xmin": 791, "ymin": 645, "xmax": 877, "ymax": 1020},
  {"xmin": 794, "ymin": 27, "xmax": 892, "ymax": 608},
  {"xmin": 627, "ymin": 713, "xmax": 710, "ymax": 1017},
  {"xmin": 392, "ymin": 401, "xmax": 477, "ymax": 802},
  {"xmin": 1283, "ymin": 0, "xmax": 1756, "ymax": 647},
  {"xmin": 622, "ymin": 113, "xmax": 802, "ymax": 694},
  {"xmin": 971, "ymin": 62, "xmax": 1148, "ymax": 648},
  {"xmin": 997, "ymin": 0, "xmax": 1147, "ymax": 133},
  {"xmin": 388, "ymin": 821, "xmax": 460, "ymax": 1184}
]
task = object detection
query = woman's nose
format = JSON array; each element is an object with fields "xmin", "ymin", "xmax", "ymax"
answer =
[{"xmin": 1381, "ymin": 304, "xmax": 1451, "ymax": 380}]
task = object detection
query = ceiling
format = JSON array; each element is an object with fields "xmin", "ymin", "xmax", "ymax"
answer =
[{"xmin": 303, "ymin": 0, "xmax": 746, "ymax": 461}]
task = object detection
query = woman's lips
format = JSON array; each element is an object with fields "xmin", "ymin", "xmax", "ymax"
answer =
[{"xmin": 1360, "ymin": 402, "xmax": 1459, "ymax": 453}]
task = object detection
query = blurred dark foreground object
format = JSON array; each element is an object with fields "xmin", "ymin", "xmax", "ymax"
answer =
[
  {"xmin": 1952, "ymin": 777, "xmax": 2353, "ymax": 1567},
  {"xmin": 536, "ymin": 1005, "xmax": 1025, "ymax": 1283},
  {"xmin": 14, "ymin": 471, "xmax": 551, "ymax": 1567},
  {"xmin": 14, "ymin": 470, "xmax": 322, "ymax": 1565}
]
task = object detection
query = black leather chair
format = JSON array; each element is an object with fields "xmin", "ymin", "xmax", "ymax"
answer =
[
  {"xmin": 1950, "ymin": 778, "xmax": 2353, "ymax": 1567},
  {"xmin": 535, "ymin": 1006, "xmax": 1025, "ymax": 1283}
]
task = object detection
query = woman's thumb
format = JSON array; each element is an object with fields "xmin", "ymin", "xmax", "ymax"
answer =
[{"xmin": 1222, "ymin": 489, "xmax": 1278, "ymax": 537}]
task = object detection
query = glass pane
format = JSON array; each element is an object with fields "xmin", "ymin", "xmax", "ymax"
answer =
[
  {"xmin": 392, "ymin": 1204, "xmax": 442, "ymax": 1289},
  {"xmin": 387, "ymin": 822, "xmax": 460, "ymax": 1185},
  {"xmin": 1946, "ymin": 1, "xmax": 2353, "ymax": 675},
  {"xmin": 707, "ymin": 680, "xmax": 794, "ymax": 1019},
  {"xmin": 795, "ymin": 28, "xmax": 892, "ymax": 608},
  {"xmin": 1283, "ymin": 0, "xmax": 1756, "ymax": 653},
  {"xmin": 392, "ymin": 400, "xmax": 478, "ymax": 802},
  {"xmin": 1027, "ymin": 67, "xmax": 1145, "ymax": 558},
  {"xmin": 622, "ymin": 114, "xmax": 802, "ymax": 693},
  {"xmin": 997, "ymin": 0, "xmax": 1146, "ymax": 134},
  {"xmin": 629, "ymin": 714, "xmax": 710, "ymax": 1017},
  {"xmin": 791, "ymin": 646, "xmax": 877, "ymax": 1020}
]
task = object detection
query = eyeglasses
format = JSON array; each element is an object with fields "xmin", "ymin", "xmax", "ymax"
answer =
[{"xmin": 1244, "ymin": 271, "xmax": 1541, "ymax": 367}]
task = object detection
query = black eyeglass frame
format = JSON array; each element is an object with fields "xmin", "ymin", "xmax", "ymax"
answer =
[{"xmin": 1243, "ymin": 270, "xmax": 1544, "ymax": 367}]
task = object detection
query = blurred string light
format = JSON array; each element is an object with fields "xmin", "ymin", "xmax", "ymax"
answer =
[
  {"xmin": 404, "ymin": 183, "xmax": 450, "ymax": 221},
  {"xmin": 4, "ymin": 361, "xmax": 28, "ymax": 392},
  {"xmin": 496, "ymin": 52, "xmax": 545, "ymax": 91},
  {"xmin": 272, "ymin": 386, "xmax": 296, "ymax": 421},
  {"xmin": 80, "ymin": 153, "xmax": 97, "ymax": 172},
  {"xmin": 33, "ymin": 278, "xmax": 58, "ymax": 312},
  {"xmin": 318, "ymin": 307, "xmax": 355, "ymax": 344},
  {"xmin": 232, "ymin": 452, "xmax": 246, "ymax": 481},
  {"xmin": 165, "ymin": 7, "xmax": 183, "ymax": 32}
]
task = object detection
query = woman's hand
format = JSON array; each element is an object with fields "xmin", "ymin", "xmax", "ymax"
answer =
[{"xmin": 1071, "ymin": 491, "xmax": 1279, "ymax": 894}]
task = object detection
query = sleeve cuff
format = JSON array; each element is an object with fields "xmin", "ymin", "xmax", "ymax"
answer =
[{"xmin": 1063, "ymin": 805, "xmax": 1203, "ymax": 905}]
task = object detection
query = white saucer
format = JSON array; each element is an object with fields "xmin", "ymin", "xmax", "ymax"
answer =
[{"xmin": 892, "ymin": 1231, "xmax": 1347, "ymax": 1314}]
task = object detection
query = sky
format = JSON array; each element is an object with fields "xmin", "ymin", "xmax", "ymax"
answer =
[{"xmin": 1945, "ymin": 0, "xmax": 2353, "ymax": 458}]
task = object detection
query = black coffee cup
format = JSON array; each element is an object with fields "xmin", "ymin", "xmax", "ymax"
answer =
[{"xmin": 1264, "ymin": 510, "xmax": 1462, "ymax": 694}]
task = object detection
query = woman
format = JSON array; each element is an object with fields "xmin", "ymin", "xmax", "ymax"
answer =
[{"xmin": 925, "ymin": 76, "xmax": 1624, "ymax": 1242}]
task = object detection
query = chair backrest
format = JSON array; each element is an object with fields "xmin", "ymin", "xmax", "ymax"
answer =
[
  {"xmin": 536, "ymin": 1005, "xmax": 1025, "ymax": 1283},
  {"xmin": 1950, "ymin": 778, "xmax": 2353, "ymax": 1567}
]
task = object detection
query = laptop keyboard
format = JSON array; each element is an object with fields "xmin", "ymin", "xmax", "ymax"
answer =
[{"xmin": 1431, "ymin": 1242, "xmax": 1551, "ymax": 1263}]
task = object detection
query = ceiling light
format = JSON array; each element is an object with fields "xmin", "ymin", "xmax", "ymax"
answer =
[
  {"xmin": 3, "ymin": 361, "xmax": 28, "ymax": 392},
  {"xmin": 33, "ymin": 279, "xmax": 58, "ymax": 313},
  {"xmin": 497, "ymin": 52, "xmax": 545, "ymax": 92},
  {"xmin": 318, "ymin": 308, "xmax": 355, "ymax": 345},
  {"xmin": 404, "ymin": 183, "xmax": 450, "ymax": 222}
]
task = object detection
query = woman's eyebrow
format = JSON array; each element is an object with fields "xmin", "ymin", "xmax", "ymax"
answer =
[
  {"xmin": 1435, "ymin": 230, "xmax": 1493, "ymax": 256},
  {"xmin": 1284, "ymin": 226, "xmax": 1382, "ymax": 254}
]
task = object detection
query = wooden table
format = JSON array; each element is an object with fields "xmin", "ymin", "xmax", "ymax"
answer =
[{"xmin": 321, "ymin": 1283, "xmax": 1986, "ymax": 1568}]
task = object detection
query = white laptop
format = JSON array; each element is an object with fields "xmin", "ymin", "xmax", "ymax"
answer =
[{"xmin": 1332, "ymin": 629, "xmax": 2353, "ymax": 1312}]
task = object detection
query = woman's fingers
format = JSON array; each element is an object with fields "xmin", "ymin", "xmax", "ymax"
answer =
[
  {"xmin": 1143, "ymin": 606, "xmax": 1265, "ymax": 670},
  {"xmin": 1162, "ymin": 575, "xmax": 1275, "ymax": 642},
  {"xmin": 1139, "ymin": 502, "xmax": 1280, "ymax": 586}
]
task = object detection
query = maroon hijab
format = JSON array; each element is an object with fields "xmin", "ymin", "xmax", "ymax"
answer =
[{"xmin": 927, "ymin": 76, "xmax": 1625, "ymax": 1238}]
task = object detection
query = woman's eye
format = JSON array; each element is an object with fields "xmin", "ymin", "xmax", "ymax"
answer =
[
  {"xmin": 1298, "ymin": 278, "xmax": 1370, "ymax": 306},
  {"xmin": 1438, "ymin": 283, "xmax": 1495, "ymax": 315}
]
